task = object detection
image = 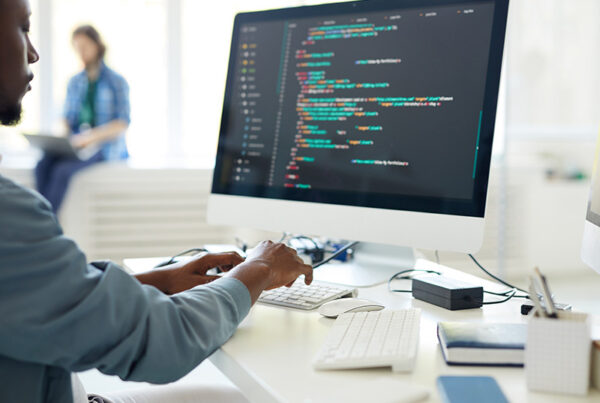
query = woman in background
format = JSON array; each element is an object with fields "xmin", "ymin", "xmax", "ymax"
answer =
[{"xmin": 35, "ymin": 25, "xmax": 130, "ymax": 214}]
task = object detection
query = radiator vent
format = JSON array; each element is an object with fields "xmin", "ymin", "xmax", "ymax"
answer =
[{"xmin": 60, "ymin": 165, "xmax": 235, "ymax": 263}]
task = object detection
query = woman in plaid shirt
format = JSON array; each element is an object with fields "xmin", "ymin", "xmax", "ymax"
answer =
[{"xmin": 35, "ymin": 25, "xmax": 130, "ymax": 214}]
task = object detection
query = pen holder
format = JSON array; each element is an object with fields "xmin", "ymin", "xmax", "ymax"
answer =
[{"xmin": 525, "ymin": 311, "xmax": 591, "ymax": 395}]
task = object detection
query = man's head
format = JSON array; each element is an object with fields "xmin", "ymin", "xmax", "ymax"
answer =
[{"xmin": 0, "ymin": 0, "xmax": 39, "ymax": 126}]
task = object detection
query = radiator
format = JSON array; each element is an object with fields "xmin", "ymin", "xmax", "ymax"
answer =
[{"xmin": 59, "ymin": 165, "xmax": 236, "ymax": 262}]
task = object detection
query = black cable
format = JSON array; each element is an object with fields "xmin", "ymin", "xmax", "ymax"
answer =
[
  {"xmin": 484, "ymin": 289, "xmax": 528, "ymax": 298},
  {"xmin": 484, "ymin": 289, "xmax": 513, "ymax": 296},
  {"xmin": 312, "ymin": 241, "xmax": 359, "ymax": 269},
  {"xmin": 482, "ymin": 289, "xmax": 517, "ymax": 305},
  {"xmin": 468, "ymin": 254, "xmax": 528, "ymax": 294},
  {"xmin": 388, "ymin": 269, "xmax": 442, "ymax": 293},
  {"xmin": 387, "ymin": 266, "xmax": 528, "ymax": 305},
  {"xmin": 466, "ymin": 255, "xmax": 529, "ymax": 303}
]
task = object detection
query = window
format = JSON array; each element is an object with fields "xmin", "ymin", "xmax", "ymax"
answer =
[
  {"xmin": 505, "ymin": 0, "xmax": 600, "ymax": 138},
  {"xmin": 2, "ymin": 0, "xmax": 598, "ymax": 166},
  {"xmin": 52, "ymin": 0, "xmax": 169, "ymax": 158},
  {"xmin": 180, "ymin": 1, "xmax": 304, "ymax": 166}
]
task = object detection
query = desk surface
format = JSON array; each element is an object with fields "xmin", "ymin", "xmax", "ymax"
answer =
[
  {"xmin": 125, "ymin": 258, "xmax": 600, "ymax": 403},
  {"xmin": 210, "ymin": 260, "xmax": 600, "ymax": 403}
]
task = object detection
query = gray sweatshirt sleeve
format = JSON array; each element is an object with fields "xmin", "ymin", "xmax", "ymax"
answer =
[{"xmin": 0, "ymin": 176, "xmax": 251, "ymax": 384}]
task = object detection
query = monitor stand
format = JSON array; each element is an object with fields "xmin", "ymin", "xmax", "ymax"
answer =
[{"xmin": 313, "ymin": 243, "xmax": 415, "ymax": 287}]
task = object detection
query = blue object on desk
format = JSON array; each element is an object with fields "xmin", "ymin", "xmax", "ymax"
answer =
[{"xmin": 437, "ymin": 376, "xmax": 508, "ymax": 403}]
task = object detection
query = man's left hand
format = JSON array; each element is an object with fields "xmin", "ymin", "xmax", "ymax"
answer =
[{"xmin": 135, "ymin": 252, "xmax": 245, "ymax": 295}]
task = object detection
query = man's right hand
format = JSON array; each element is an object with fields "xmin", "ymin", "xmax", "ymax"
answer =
[{"xmin": 225, "ymin": 240, "xmax": 313, "ymax": 304}]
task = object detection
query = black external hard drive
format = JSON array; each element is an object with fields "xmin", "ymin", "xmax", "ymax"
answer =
[{"xmin": 412, "ymin": 275, "xmax": 483, "ymax": 310}]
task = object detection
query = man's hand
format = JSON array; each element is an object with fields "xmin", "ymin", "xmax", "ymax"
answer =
[
  {"xmin": 245, "ymin": 241, "xmax": 313, "ymax": 289},
  {"xmin": 225, "ymin": 240, "xmax": 313, "ymax": 303},
  {"xmin": 135, "ymin": 252, "xmax": 244, "ymax": 295}
]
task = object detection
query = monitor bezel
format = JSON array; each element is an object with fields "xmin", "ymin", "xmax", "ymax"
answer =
[
  {"xmin": 211, "ymin": 0, "xmax": 509, "ymax": 218},
  {"xmin": 582, "ymin": 132, "xmax": 600, "ymax": 273}
]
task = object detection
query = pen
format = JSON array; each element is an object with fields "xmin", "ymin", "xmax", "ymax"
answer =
[
  {"xmin": 534, "ymin": 267, "xmax": 557, "ymax": 316},
  {"xmin": 533, "ymin": 267, "xmax": 557, "ymax": 318},
  {"xmin": 528, "ymin": 279, "xmax": 544, "ymax": 317}
]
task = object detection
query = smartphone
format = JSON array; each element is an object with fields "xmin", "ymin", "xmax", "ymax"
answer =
[{"xmin": 437, "ymin": 376, "xmax": 508, "ymax": 403}]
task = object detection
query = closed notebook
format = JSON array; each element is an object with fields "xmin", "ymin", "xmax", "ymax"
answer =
[{"xmin": 437, "ymin": 322, "xmax": 526, "ymax": 366}]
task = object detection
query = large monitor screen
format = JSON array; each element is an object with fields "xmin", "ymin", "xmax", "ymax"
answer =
[{"xmin": 212, "ymin": 0, "xmax": 507, "ymax": 217}]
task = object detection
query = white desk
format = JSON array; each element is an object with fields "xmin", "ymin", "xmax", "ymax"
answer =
[{"xmin": 125, "ymin": 258, "xmax": 600, "ymax": 402}]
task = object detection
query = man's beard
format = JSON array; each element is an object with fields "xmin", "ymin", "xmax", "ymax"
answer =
[{"xmin": 0, "ymin": 103, "xmax": 23, "ymax": 126}]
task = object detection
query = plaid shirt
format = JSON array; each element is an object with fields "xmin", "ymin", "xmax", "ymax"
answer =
[{"xmin": 64, "ymin": 62, "xmax": 130, "ymax": 160}]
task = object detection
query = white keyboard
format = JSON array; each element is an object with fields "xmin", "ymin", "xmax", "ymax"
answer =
[
  {"xmin": 313, "ymin": 309, "xmax": 421, "ymax": 372},
  {"xmin": 258, "ymin": 280, "xmax": 357, "ymax": 310}
]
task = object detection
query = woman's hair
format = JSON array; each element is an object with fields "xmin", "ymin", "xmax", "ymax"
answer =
[{"xmin": 72, "ymin": 25, "xmax": 106, "ymax": 61}]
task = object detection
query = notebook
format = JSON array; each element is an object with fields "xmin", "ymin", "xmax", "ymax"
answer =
[{"xmin": 437, "ymin": 322, "xmax": 526, "ymax": 366}]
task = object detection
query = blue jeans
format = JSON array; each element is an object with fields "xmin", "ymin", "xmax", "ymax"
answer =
[{"xmin": 35, "ymin": 152, "xmax": 105, "ymax": 214}]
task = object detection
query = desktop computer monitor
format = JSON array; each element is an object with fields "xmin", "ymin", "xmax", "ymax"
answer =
[
  {"xmin": 208, "ymin": 0, "xmax": 509, "ymax": 286},
  {"xmin": 582, "ymin": 131, "xmax": 600, "ymax": 274}
]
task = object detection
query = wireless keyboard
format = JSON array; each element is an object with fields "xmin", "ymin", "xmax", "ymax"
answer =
[
  {"xmin": 258, "ymin": 280, "xmax": 357, "ymax": 310},
  {"xmin": 313, "ymin": 309, "xmax": 421, "ymax": 372}
]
